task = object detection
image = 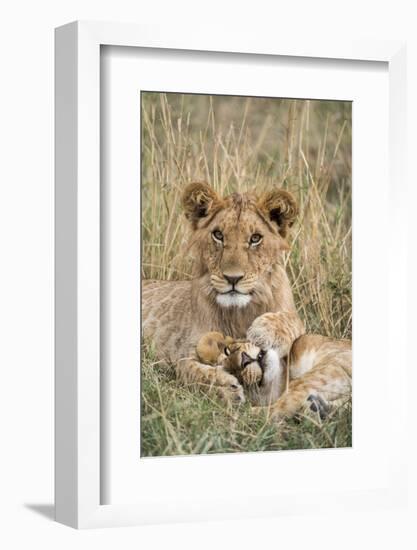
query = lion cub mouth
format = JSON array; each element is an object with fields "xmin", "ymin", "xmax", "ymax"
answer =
[{"xmin": 216, "ymin": 290, "xmax": 252, "ymax": 308}]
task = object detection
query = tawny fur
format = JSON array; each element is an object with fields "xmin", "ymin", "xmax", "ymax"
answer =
[
  {"xmin": 194, "ymin": 332, "xmax": 285, "ymax": 406},
  {"xmin": 176, "ymin": 355, "xmax": 245, "ymax": 403},
  {"xmin": 194, "ymin": 331, "xmax": 352, "ymax": 417},
  {"xmin": 142, "ymin": 182, "xmax": 305, "ymax": 395},
  {"xmin": 267, "ymin": 334, "xmax": 352, "ymax": 419},
  {"xmin": 195, "ymin": 332, "xmax": 234, "ymax": 365},
  {"xmin": 142, "ymin": 181, "xmax": 351, "ymax": 406}
]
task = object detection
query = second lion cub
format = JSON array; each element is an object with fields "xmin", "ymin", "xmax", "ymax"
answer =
[{"xmin": 195, "ymin": 331, "xmax": 352, "ymax": 419}]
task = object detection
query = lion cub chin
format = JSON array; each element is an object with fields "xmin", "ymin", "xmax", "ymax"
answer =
[{"xmin": 196, "ymin": 332, "xmax": 285, "ymax": 406}]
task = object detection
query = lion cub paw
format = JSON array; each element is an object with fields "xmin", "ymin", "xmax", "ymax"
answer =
[
  {"xmin": 306, "ymin": 394, "xmax": 330, "ymax": 420},
  {"xmin": 247, "ymin": 311, "xmax": 304, "ymax": 358},
  {"xmin": 216, "ymin": 383, "xmax": 245, "ymax": 404},
  {"xmin": 247, "ymin": 313, "xmax": 279, "ymax": 351},
  {"xmin": 214, "ymin": 369, "xmax": 245, "ymax": 403},
  {"xmin": 241, "ymin": 363, "xmax": 263, "ymax": 386}
]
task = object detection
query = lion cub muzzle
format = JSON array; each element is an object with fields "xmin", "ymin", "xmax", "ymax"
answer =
[{"xmin": 210, "ymin": 272, "xmax": 253, "ymax": 308}]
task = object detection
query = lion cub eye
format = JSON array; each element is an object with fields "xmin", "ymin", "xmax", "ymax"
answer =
[
  {"xmin": 249, "ymin": 233, "xmax": 263, "ymax": 245},
  {"xmin": 212, "ymin": 230, "xmax": 224, "ymax": 243}
]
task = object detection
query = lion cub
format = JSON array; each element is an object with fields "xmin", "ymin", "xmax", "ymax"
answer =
[
  {"xmin": 196, "ymin": 331, "xmax": 352, "ymax": 419},
  {"xmin": 196, "ymin": 332, "xmax": 285, "ymax": 406}
]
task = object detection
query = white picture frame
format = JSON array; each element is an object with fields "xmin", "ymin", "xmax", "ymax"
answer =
[{"xmin": 55, "ymin": 21, "xmax": 407, "ymax": 529}]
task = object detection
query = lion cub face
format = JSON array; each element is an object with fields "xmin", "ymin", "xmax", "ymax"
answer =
[
  {"xmin": 182, "ymin": 182, "xmax": 298, "ymax": 308},
  {"xmin": 196, "ymin": 332, "xmax": 283, "ymax": 405},
  {"xmin": 196, "ymin": 332, "xmax": 265, "ymax": 387},
  {"xmin": 222, "ymin": 341, "xmax": 265, "ymax": 385}
]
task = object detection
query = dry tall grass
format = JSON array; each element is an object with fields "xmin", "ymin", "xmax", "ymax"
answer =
[
  {"xmin": 142, "ymin": 92, "xmax": 351, "ymax": 338},
  {"xmin": 141, "ymin": 92, "xmax": 352, "ymax": 456}
]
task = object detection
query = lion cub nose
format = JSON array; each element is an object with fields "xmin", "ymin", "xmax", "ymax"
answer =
[
  {"xmin": 223, "ymin": 273, "xmax": 244, "ymax": 286},
  {"xmin": 241, "ymin": 351, "xmax": 255, "ymax": 368}
]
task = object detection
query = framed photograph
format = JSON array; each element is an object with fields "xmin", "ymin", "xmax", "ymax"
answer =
[
  {"xmin": 139, "ymin": 90, "xmax": 353, "ymax": 459},
  {"xmin": 55, "ymin": 21, "xmax": 407, "ymax": 528}
]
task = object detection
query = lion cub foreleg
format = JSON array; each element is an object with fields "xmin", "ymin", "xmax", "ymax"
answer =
[
  {"xmin": 268, "ymin": 362, "xmax": 351, "ymax": 420},
  {"xmin": 247, "ymin": 311, "xmax": 305, "ymax": 358},
  {"xmin": 176, "ymin": 357, "xmax": 245, "ymax": 403}
]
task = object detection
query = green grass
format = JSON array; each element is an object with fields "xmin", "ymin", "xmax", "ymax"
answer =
[
  {"xmin": 141, "ymin": 343, "xmax": 352, "ymax": 457},
  {"xmin": 141, "ymin": 92, "xmax": 352, "ymax": 457}
]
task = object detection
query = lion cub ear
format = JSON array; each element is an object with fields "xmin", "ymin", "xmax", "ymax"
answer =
[
  {"xmin": 182, "ymin": 182, "xmax": 222, "ymax": 228},
  {"xmin": 196, "ymin": 331, "xmax": 226, "ymax": 365},
  {"xmin": 257, "ymin": 188, "xmax": 298, "ymax": 238}
]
